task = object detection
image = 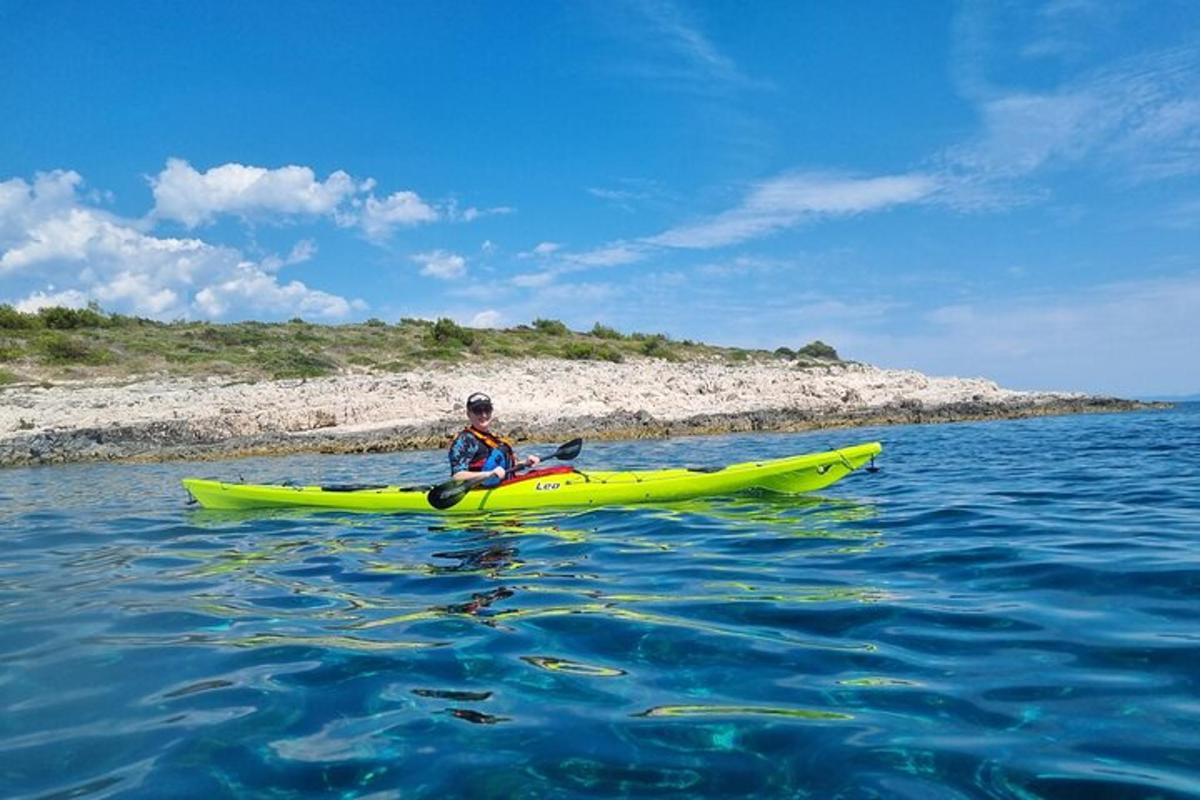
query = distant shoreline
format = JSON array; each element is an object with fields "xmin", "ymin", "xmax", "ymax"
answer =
[{"xmin": 0, "ymin": 358, "xmax": 1163, "ymax": 468}]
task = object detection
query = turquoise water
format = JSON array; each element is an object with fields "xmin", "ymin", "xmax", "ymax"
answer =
[{"xmin": 2, "ymin": 406, "xmax": 1199, "ymax": 799}]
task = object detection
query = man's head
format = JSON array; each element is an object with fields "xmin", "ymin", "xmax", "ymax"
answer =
[{"xmin": 466, "ymin": 392, "xmax": 493, "ymax": 426}]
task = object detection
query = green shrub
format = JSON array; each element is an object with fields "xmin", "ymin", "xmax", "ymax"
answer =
[
  {"xmin": 599, "ymin": 346, "xmax": 624, "ymax": 363},
  {"xmin": 562, "ymin": 341, "xmax": 597, "ymax": 360},
  {"xmin": 287, "ymin": 328, "xmax": 324, "ymax": 344},
  {"xmin": 39, "ymin": 304, "xmax": 108, "ymax": 329},
  {"xmin": 419, "ymin": 345, "xmax": 466, "ymax": 362},
  {"xmin": 259, "ymin": 349, "xmax": 337, "ymax": 379},
  {"xmin": 36, "ymin": 332, "xmax": 113, "ymax": 364},
  {"xmin": 198, "ymin": 325, "xmax": 269, "ymax": 347},
  {"xmin": 797, "ymin": 340, "xmax": 839, "ymax": 360},
  {"xmin": 532, "ymin": 318, "xmax": 570, "ymax": 336},
  {"xmin": 630, "ymin": 330, "xmax": 672, "ymax": 342},
  {"xmin": 640, "ymin": 334, "xmax": 675, "ymax": 359},
  {"xmin": 430, "ymin": 317, "xmax": 474, "ymax": 347},
  {"xmin": 0, "ymin": 368, "xmax": 17, "ymax": 385},
  {"xmin": 774, "ymin": 346, "xmax": 796, "ymax": 359},
  {"xmin": 490, "ymin": 342, "xmax": 517, "ymax": 357},
  {"xmin": 0, "ymin": 342, "xmax": 23, "ymax": 361},
  {"xmin": 106, "ymin": 312, "xmax": 150, "ymax": 328},
  {"xmin": 561, "ymin": 341, "xmax": 626, "ymax": 362},
  {"xmin": 365, "ymin": 318, "xmax": 387, "ymax": 327},
  {"xmin": 0, "ymin": 305, "xmax": 40, "ymax": 330},
  {"xmin": 590, "ymin": 322, "xmax": 623, "ymax": 340}
]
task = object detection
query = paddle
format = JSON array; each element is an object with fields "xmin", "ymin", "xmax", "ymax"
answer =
[{"xmin": 426, "ymin": 438, "xmax": 583, "ymax": 510}]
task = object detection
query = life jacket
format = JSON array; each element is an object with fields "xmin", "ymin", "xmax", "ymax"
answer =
[{"xmin": 463, "ymin": 426, "xmax": 516, "ymax": 487}]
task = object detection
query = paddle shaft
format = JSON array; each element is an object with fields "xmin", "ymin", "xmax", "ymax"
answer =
[{"xmin": 426, "ymin": 438, "xmax": 583, "ymax": 509}]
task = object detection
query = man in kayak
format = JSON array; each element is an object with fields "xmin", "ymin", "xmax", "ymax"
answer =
[{"xmin": 449, "ymin": 392, "xmax": 540, "ymax": 487}]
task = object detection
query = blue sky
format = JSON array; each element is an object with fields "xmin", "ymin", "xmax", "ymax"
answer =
[{"xmin": 2, "ymin": 1, "xmax": 1198, "ymax": 396}]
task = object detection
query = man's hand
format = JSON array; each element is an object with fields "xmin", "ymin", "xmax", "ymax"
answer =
[
  {"xmin": 491, "ymin": 466, "xmax": 506, "ymax": 481},
  {"xmin": 525, "ymin": 455, "xmax": 542, "ymax": 468}
]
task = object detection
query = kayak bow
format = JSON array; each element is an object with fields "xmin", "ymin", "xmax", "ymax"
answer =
[{"xmin": 182, "ymin": 442, "xmax": 881, "ymax": 514}]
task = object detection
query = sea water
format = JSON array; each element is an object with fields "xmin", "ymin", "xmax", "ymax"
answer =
[{"xmin": 2, "ymin": 405, "xmax": 1198, "ymax": 799}]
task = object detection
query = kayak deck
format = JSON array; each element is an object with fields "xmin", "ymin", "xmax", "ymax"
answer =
[{"xmin": 182, "ymin": 442, "xmax": 881, "ymax": 514}]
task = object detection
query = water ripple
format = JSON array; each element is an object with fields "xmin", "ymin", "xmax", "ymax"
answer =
[{"xmin": 3, "ymin": 407, "xmax": 1200, "ymax": 798}]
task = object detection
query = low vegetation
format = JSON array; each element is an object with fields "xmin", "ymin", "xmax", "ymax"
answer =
[{"xmin": 0, "ymin": 303, "xmax": 843, "ymax": 383}]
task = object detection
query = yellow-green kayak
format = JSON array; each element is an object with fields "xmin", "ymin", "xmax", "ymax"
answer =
[{"xmin": 182, "ymin": 442, "xmax": 881, "ymax": 514}]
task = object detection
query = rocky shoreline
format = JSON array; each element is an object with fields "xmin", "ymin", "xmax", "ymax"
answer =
[{"xmin": 0, "ymin": 359, "xmax": 1158, "ymax": 467}]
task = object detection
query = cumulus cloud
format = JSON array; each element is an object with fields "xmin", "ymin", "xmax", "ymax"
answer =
[
  {"xmin": 149, "ymin": 158, "xmax": 503, "ymax": 243},
  {"xmin": 358, "ymin": 190, "xmax": 440, "ymax": 241},
  {"xmin": 193, "ymin": 261, "xmax": 364, "ymax": 319},
  {"xmin": 151, "ymin": 158, "xmax": 362, "ymax": 227},
  {"xmin": 13, "ymin": 287, "xmax": 91, "ymax": 313},
  {"xmin": 411, "ymin": 249, "xmax": 467, "ymax": 280},
  {"xmin": 1, "ymin": 169, "xmax": 362, "ymax": 320}
]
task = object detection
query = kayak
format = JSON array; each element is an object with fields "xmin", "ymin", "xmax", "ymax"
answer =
[{"xmin": 181, "ymin": 442, "xmax": 881, "ymax": 514}]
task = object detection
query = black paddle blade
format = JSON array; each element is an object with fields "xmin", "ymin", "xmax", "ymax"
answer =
[
  {"xmin": 426, "ymin": 479, "xmax": 473, "ymax": 510},
  {"xmin": 551, "ymin": 438, "xmax": 583, "ymax": 461}
]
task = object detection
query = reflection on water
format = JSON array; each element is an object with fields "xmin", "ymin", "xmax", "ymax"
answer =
[{"xmin": 4, "ymin": 414, "xmax": 1200, "ymax": 798}]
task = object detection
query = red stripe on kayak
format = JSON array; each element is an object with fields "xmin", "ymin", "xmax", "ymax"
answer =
[{"xmin": 495, "ymin": 465, "xmax": 576, "ymax": 487}]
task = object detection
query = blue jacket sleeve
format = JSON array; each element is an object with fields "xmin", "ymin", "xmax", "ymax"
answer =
[{"xmin": 448, "ymin": 432, "xmax": 479, "ymax": 475}]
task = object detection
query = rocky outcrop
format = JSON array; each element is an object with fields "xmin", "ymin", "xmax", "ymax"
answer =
[{"xmin": 0, "ymin": 359, "xmax": 1161, "ymax": 467}]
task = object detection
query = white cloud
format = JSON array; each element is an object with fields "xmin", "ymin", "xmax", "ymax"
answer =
[
  {"xmin": 947, "ymin": 17, "xmax": 1200, "ymax": 185},
  {"xmin": 624, "ymin": 0, "xmax": 765, "ymax": 92},
  {"xmin": 258, "ymin": 239, "xmax": 318, "ymax": 273},
  {"xmin": 1159, "ymin": 198, "xmax": 1200, "ymax": 229},
  {"xmin": 528, "ymin": 280, "xmax": 620, "ymax": 305},
  {"xmin": 851, "ymin": 273, "xmax": 1200, "ymax": 396},
  {"xmin": 193, "ymin": 261, "xmax": 363, "ymax": 319},
  {"xmin": 511, "ymin": 271, "xmax": 557, "ymax": 289},
  {"xmin": 13, "ymin": 288, "xmax": 91, "ymax": 313},
  {"xmin": 517, "ymin": 241, "xmax": 562, "ymax": 259},
  {"xmin": 587, "ymin": 179, "xmax": 664, "ymax": 211},
  {"xmin": 470, "ymin": 309, "xmax": 504, "ymax": 328},
  {"xmin": 1, "ymin": 169, "xmax": 362, "ymax": 320},
  {"xmin": 357, "ymin": 190, "xmax": 440, "ymax": 241},
  {"xmin": 696, "ymin": 255, "xmax": 789, "ymax": 277},
  {"xmin": 411, "ymin": 249, "xmax": 467, "ymax": 280},
  {"xmin": 149, "ymin": 158, "xmax": 495, "ymax": 243},
  {"xmin": 454, "ymin": 204, "xmax": 514, "ymax": 222},
  {"xmin": 588, "ymin": 187, "xmax": 646, "ymax": 202},
  {"xmin": 1, "ymin": 171, "xmax": 85, "ymax": 249},
  {"xmin": 565, "ymin": 241, "xmax": 651, "ymax": 266},
  {"xmin": 151, "ymin": 158, "xmax": 361, "ymax": 227},
  {"xmin": 529, "ymin": 172, "xmax": 934, "ymax": 273},
  {"xmin": 645, "ymin": 172, "xmax": 938, "ymax": 249}
]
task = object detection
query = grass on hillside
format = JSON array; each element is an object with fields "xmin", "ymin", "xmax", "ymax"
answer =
[{"xmin": 0, "ymin": 304, "xmax": 842, "ymax": 384}]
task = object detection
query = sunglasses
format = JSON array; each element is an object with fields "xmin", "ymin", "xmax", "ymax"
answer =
[{"xmin": 468, "ymin": 403, "xmax": 493, "ymax": 414}]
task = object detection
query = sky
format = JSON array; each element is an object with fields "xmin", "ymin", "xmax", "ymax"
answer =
[{"xmin": 2, "ymin": 1, "xmax": 1199, "ymax": 396}]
